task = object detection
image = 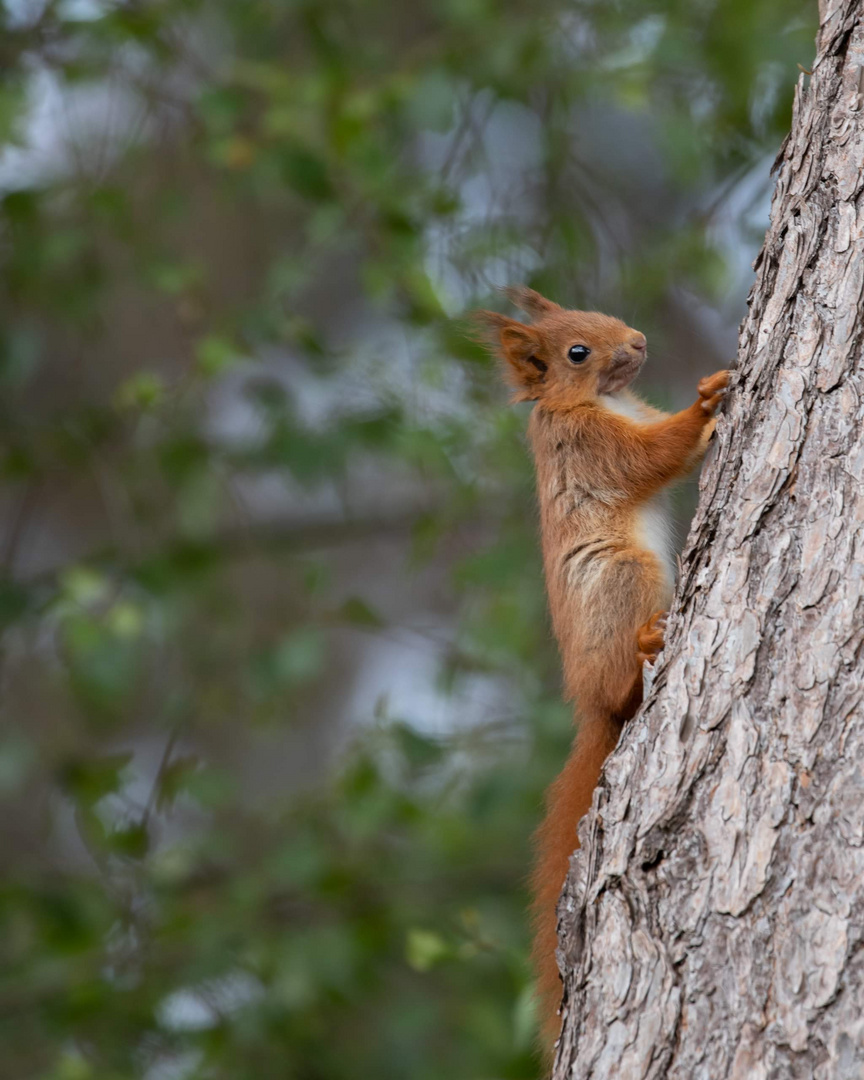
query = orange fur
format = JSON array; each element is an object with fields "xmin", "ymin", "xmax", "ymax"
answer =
[{"xmin": 475, "ymin": 288, "xmax": 729, "ymax": 1046}]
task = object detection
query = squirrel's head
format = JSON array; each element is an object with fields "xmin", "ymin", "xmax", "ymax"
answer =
[{"xmin": 474, "ymin": 286, "xmax": 647, "ymax": 403}]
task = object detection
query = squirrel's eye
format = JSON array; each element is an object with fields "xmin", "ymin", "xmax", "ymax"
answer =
[{"xmin": 568, "ymin": 345, "xmax": 591, "ymax": 364}]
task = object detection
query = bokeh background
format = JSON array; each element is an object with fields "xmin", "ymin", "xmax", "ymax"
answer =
[{"xmin": 0, "ymin": 1, "xmax": 815, "ymax": 1077}]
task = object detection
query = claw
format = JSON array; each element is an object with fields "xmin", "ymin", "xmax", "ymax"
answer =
[{"xmin": 698, "ymin": 369, "xmax": 730, "ymax": 399}]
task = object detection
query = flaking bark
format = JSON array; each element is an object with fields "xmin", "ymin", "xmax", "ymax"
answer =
[{"xmin": 552, "ymin": 2, "xmax": 864, "ymax": 1076}]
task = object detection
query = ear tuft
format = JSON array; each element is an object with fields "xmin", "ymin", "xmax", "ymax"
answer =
[
  {"xmin": 470, "ymin": 309, "xmax": 510, "ymax": 346},
  {"xmin": 501, "ymin": 285, "xmax": 561, "ymax": 320},
  {"xmin": 471, "ymin": 310, "xmax": 545, "ymax": 400}
]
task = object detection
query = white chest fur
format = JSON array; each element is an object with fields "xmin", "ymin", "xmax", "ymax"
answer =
[
  {"xmin": 635, "ymin": 496, "xmax": 675, "ymax": 592},
  {"xmin": 598, "ymin": 392, "xmax": 646, "ymax": 422},
  {"xmin": 599, "ymin": 392, "xmax": 676, "ymax": 591}
]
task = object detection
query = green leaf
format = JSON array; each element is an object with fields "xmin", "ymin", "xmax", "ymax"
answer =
[
  {"xmin": 108, "ymin": 822, "xmax": 149, "ymax": 859},
  {"xmin": 60, "ymin": 753, "xmax": 133, "ymax": 808},
  {"xmin": 196, "ymin": 334, "xmax": 245, "ymax": 377},
  {"xmin": 114, "ymin": 371, "xmax": 165, "ymax": 410},
  {"xmin": 406, "ymin": 929, "xmax": 449, "ymax": 972},
  {"xmin": 339, "ymin": 596, "xmax": 384, "ymax": 628},
  {"xmin": 156, "ymin": 754, "xmax": 201, "ymax": 812},
  {"xmin": 278, "ymin": 144, "xmax": 334, "ymax": 202}
]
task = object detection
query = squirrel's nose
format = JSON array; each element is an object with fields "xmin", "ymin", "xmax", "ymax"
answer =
[{"xmin": 630, "ymin": 333, "xmax": 647, "ymax": 352}]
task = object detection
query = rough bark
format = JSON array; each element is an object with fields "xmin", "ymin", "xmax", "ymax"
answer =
[{"xmin": 552, "ymin": 3, "xmax": 864, "ymax": 1077}]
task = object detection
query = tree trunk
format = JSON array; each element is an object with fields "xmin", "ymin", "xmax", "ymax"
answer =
[{"xmin": 551, "ymin": 3, "xmax": 864, "ymax": 1077}]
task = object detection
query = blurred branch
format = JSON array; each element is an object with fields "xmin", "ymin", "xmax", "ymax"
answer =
[
  {"xmin": 1, "ymin": 479, "xmax": 40, "ymax": 573},
  {"xmin": 17, "ymin": 503, "xmax": 489, "ymax": 591},
  {"xmin": 141, "ymin": 722, "xmax": 183, "ymax": 830}
]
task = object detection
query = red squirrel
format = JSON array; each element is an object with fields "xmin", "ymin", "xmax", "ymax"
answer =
[{"xmin": 475, "ymin": 286, "xmax": 729, "ymax": 1043}]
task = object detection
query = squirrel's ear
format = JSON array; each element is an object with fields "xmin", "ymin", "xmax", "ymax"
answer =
[
  {"xmin": 502, "ymin": 285, "xmax": 561, "ymax": 320},
  {"xmin": 473, "ymin": 310, "xmax": 546, "ymax": 397}
]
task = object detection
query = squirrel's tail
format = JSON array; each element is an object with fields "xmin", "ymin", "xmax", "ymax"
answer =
[{"xmin": 530, "ymin": 710, "xmax": 623, "ymax": 1045}]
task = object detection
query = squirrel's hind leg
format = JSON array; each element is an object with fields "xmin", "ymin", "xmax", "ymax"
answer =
[{"xmin": 636, "ymin": 610, "xmax": 666, "ymax": 665}]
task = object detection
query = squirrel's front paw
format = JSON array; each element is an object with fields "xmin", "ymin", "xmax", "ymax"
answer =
[{"xmin": 698, "ymin": 369, "xmax": 730, "ymax": 415}]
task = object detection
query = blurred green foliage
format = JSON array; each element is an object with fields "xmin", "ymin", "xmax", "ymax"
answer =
[{"xmin": 0, "ymin": 0, "xmax": 814, "ymax": 1077}]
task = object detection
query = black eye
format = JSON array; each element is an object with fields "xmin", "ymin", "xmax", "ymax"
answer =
[{"xmin": 568, "ymin": 345, "xmax": 591, "ymax": 364}]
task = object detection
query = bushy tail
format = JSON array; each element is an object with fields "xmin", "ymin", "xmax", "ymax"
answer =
[{"xmin": 531, "ymin": 711, "xmax": 622, "ymax": 1044}]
